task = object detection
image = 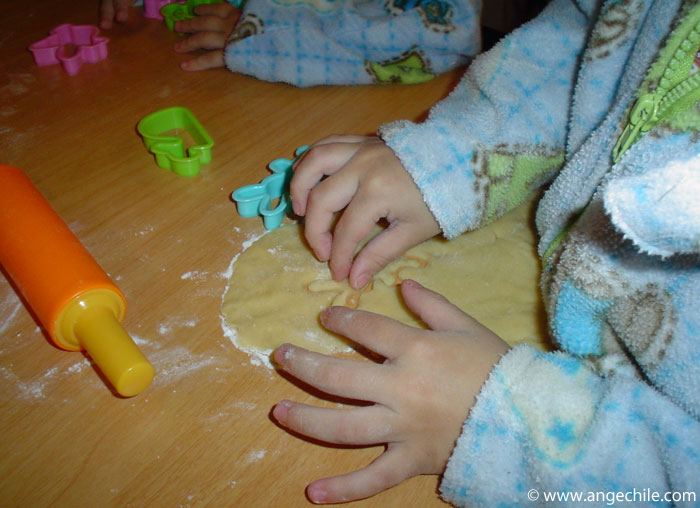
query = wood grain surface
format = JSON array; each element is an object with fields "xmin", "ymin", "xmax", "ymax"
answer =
[{"xmin": 0, "ymin": 1, "xmax": 465, "ymax": 506}]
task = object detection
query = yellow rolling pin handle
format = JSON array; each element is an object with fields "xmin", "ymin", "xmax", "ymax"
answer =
[{"xmin": 58, "ymin": 290, "xmax": 155, "ymax": 398}]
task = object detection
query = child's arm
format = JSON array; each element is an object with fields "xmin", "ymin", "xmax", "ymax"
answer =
[
  {"xmin": 272, "ymin": 280, "xmax": 510, "ymax": 504},
  {"xmin": 99, "ymin": 0, "xmax": 131, "ymax": 29},
  {"xmin": 290, "ymin": 136, "xmax": 441, "ymax": 289},
  {"xmin": 273, "ymin": 281, "xmax": 700, "ymax": 506},
  {"xmin": 291, "ymin": 0, "xmax": 595, "ymax": 287},
  {"xmin": 174, "ymin": 3, "xmax": 241, "ymax": 71},
  {"xmin": 380, "ymin": 0, "xmax": 597, "ymax": 240}
]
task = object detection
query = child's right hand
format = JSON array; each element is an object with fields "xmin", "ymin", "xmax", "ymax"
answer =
[
  {"xmin": 100, "ymin": 0, "xmax": 131, "ymax": 29},
  {"xmin": 290, "ymin": 135, "xmax": 441, "ymax": 290}
]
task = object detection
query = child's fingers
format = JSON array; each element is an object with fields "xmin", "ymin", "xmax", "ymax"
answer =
[
  {"xmin": 309, "ymin": 134, "xmax": 369, "ymax": 148},
  {"xmin": 399, "ymin": 280, "xmax": 510, "ymax": 362},
  {"xmin": 100, "ymin": 2, "xmax": 115, "ymax": 28},
  {"xmin": 273, "ymin": 344, "xmax": 391, "ymax": 403},
  {"xmin": 399, "ymin": 279, "xmax": 481, "ymax": 331},
  {"xmin": 193, "ymin": 2, "xmax": 238, "ymax": 18},
  {"xmin": 180, "ymin": 50, "xmax": 225, "ymax": 71},
  {"xmin": 319, "ymin": 306, "xmax": 413, "ymax": 359},
  {"xmin": 290, "ymin": 141, "xmax": 361, "ymax": 216},
  {"xmin": 303, "ymin": 169, "xmax": 360, "ymax": 262},
  {"xmin": 175, "ymin": 15, "xmax": 231, "ymax": 34},
  {"xmin": 175, "ymin": 32, "xmax": 227, "ymax": 52},
  {"xmin": 327, "ymin": 195, "xmax": 384, "ymax": 284},
  {"xmin": 306, "ymin": 444, "xmax": 417, "ymax": 504},
  {"xmin": 272, "ymin": 401, "xmax": 395, "ymax": 445},
  {"xmin": 347, "ymin": 222, "xmax": 437, "ymax": 290},
  {"xmin": 100, "ymin": 0, "xmax": 128, "ymax": 28},
  {"xmin": 115, "ymin": 0, "xmax": 129, "ymax": 21}
]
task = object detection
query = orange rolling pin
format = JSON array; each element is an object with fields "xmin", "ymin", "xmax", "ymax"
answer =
[{"xmin": 0, "ymin": 165, "xmax": 154, "ymax": 397}]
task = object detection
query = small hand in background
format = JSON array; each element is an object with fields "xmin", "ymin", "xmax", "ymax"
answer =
[
  {"xmin": 272, "ymin": 280, "xmax": 510, "ymax": 504},
  {"xmin": 100, "ymin": 0, "xmax": 131, "ymax": 29},
  {"xmin": 174, "ymin": 2, "xmax": 241, "ymax": 71}
]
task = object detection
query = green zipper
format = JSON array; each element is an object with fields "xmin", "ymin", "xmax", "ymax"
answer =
[
  {"xmin": 542, "ymin": 3, "xmax": 700, "ymax": 269},
  {"xmin": 612, "ymin": 4, "xmax": 700, "ymax": 162}
]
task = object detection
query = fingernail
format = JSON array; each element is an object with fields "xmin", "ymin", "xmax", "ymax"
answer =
[
  {"xmin": 353, "ymin": 272, "xmax": 369, "ymax": 290},
  {"xmin": 307, "ymin": 484, "xmax": 328, "ymax": 504},
  {"xmin": 274, "ymin": 343, "xmax": 295, "ymax": 365},
  {"xmin": 319, "ymin": 306, "xmax": 336, "ymax": 326},
  {"xmin": 273, "ymin": 400, "xmax": 292, "ymax": 423}
]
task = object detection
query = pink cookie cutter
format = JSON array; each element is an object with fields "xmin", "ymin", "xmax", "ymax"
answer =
[
  {"xmin": 143, "ymin": 0, "xmax": 182, "ymax": 19},
  {"xmin": 28, "ymin": 24, "xmax": 109, "ymax": 76}
]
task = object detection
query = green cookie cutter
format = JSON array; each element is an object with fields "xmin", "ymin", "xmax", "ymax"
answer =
[
  {"xmin": 137, "ymin": 106, "xmax": 214, "ymax": 177},
  {"xmin": 161, "ymin": 0, "xmax": 222, "ymax": 31}
]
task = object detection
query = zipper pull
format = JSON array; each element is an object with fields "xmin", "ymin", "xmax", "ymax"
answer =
[{"xmin": 612, "ymin": 93, "xmax": 659, "ymax": 163}]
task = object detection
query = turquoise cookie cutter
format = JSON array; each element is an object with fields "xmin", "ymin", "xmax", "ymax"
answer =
[
  {"xmin": 137, "ymin": 106, "xmax": 214, "ymax": 177},
  {"xmin": 161, "ymin": 0, "xmax": 222, "ymax": 31},
  {"xmin": 232, "ymin": 145, "xmax": 310, "ymax": 230}
]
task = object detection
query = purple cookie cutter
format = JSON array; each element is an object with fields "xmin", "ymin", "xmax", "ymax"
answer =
[{"xmin": 29, "ymin": 24, "xmax": 109, "ymax": 76}]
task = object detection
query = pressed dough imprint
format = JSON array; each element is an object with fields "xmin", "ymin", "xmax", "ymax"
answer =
[{"xmin": 222, "ymin": 198, "xmax": 548, "ymax": 365}]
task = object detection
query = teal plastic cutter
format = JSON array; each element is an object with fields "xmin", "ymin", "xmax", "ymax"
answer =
[
  {"xmin": 232, "ymin": 145, "xmax": 310, "ymax": 230},
  {"xmin": 137, "ymin": 106, "xmax": 214, "ymax": 177}
]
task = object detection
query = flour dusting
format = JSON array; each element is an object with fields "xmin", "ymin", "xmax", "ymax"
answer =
[
  {"xmin": 219, "ymin": 230, "xmax": 276, "ymax": 368},
  {"xmin": 245, "ymin": 449, "xmax": 267, "ymax": 463},
  {"xmin": 131, "ymin": 334, "xmax": 225, "ymax": 385},
  {"xmin": 180, "ymin": 270, "xmax": 207, "ymax": 281},
  {"xmin": 220, "ymin": 313, "xmax": 273, "ymax": 369},
  {"xmin": 149, "ymin": 345, "xmax": 222, "ymax": 385},
  {"xmin": 0, "ymin": 297, "xmax": 22, "ymax": 336},
  {"xmin": 136, "ymin": 226, "xmax": 155, "ymax": 237},
  {"xmin": 0, "ymin": 365, "xmax": 70, "ymax": 400},
  {"xmin": 158, "ymin": 318, "xmax": 199, "ymax": 336}
]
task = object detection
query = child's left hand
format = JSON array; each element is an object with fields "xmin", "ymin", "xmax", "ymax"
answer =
[
  {"xmin": 272, "ymin": 280, "xmax": 510, "ymax": 504},
  {"xmin": 173, "ymin": 3, "xmax": 241, "ymax": 71}
]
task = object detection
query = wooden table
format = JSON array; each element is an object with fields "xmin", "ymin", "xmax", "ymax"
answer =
[{"xmin": 0, "ymin": 1, "xmax": 465, "ymax": 506}]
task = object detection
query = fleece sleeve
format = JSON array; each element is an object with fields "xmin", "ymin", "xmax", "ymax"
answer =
[
  {"xmin": 379, "ymin": 0, "xmax": 596, "ymax": 239},
  {"xmin": 603, "ymin": 150, "xmax": 700, "ymax": 258},
  {"xmin": 441, "ymin": 344, "xmax": 700, "ymax": 507},
  {"xmin": 223, "ymin": 0, "xmax": 481, "ymax": 87}
]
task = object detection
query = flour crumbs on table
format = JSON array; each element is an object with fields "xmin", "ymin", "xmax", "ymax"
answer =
[
  {"xmin": 130, "ymin": 334, "xmax": 227, "ymax": 387},
  {"xmin": 157, "ymin": 318, "xmax": 199, "ymax": 336},
  {"xmin": 180, "ymin": 270, "xmax": 207, "ymax": 281}
]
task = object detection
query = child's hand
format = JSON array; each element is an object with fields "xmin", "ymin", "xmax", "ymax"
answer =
[
  {"xmin": 290, "ymin": 135, "xmax": 441, "ymax": 290},
  {"xmin": 272, "ymin": 280, "xmax": 510, "ymax": 504},
  {"xmin": 173, "ymin": 3, "xmax": 241, "ymax": 71},
  {"xmin": 100, "ymin": 0, "xmax": 131, "ymax": 29}
]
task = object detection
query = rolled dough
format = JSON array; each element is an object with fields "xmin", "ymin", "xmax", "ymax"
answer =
[{"xmin": 221, "ymin": 198, "xmax": 549, "ymax": 366}]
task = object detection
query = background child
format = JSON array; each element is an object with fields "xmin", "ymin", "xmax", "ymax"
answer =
[
  {"xmin": 272, "ymin": 0, "xmax": 700, "ymax": 505},
  {"xmin": 99, "ymin": 0, "xmax": 242, "ymax": 70},
  {"xmin": 99, "ymin": 0, "xmax": 484, "ymax": 85}
]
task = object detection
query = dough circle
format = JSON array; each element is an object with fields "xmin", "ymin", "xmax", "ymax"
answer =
[{"xmin": 221, "ymin": 199, "xmax": 548, "ymax": 366}]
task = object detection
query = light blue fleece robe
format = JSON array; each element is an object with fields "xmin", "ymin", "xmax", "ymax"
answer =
[
  {"xmin": 377, "ymin": 0, "xmax": 700, "ymax": 505},
  {"xmin": 223, "ymin": 0, "xmax": 481, "ymax": 86}
]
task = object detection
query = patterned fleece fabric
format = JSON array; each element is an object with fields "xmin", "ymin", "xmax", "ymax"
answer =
[
  {"xmin": 224, "ymin": 0, "xmax": 481, "ymax": 85},
  {"xmin": 378, "ymin": 0, "xmax": 700, "ymax": 505}
]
